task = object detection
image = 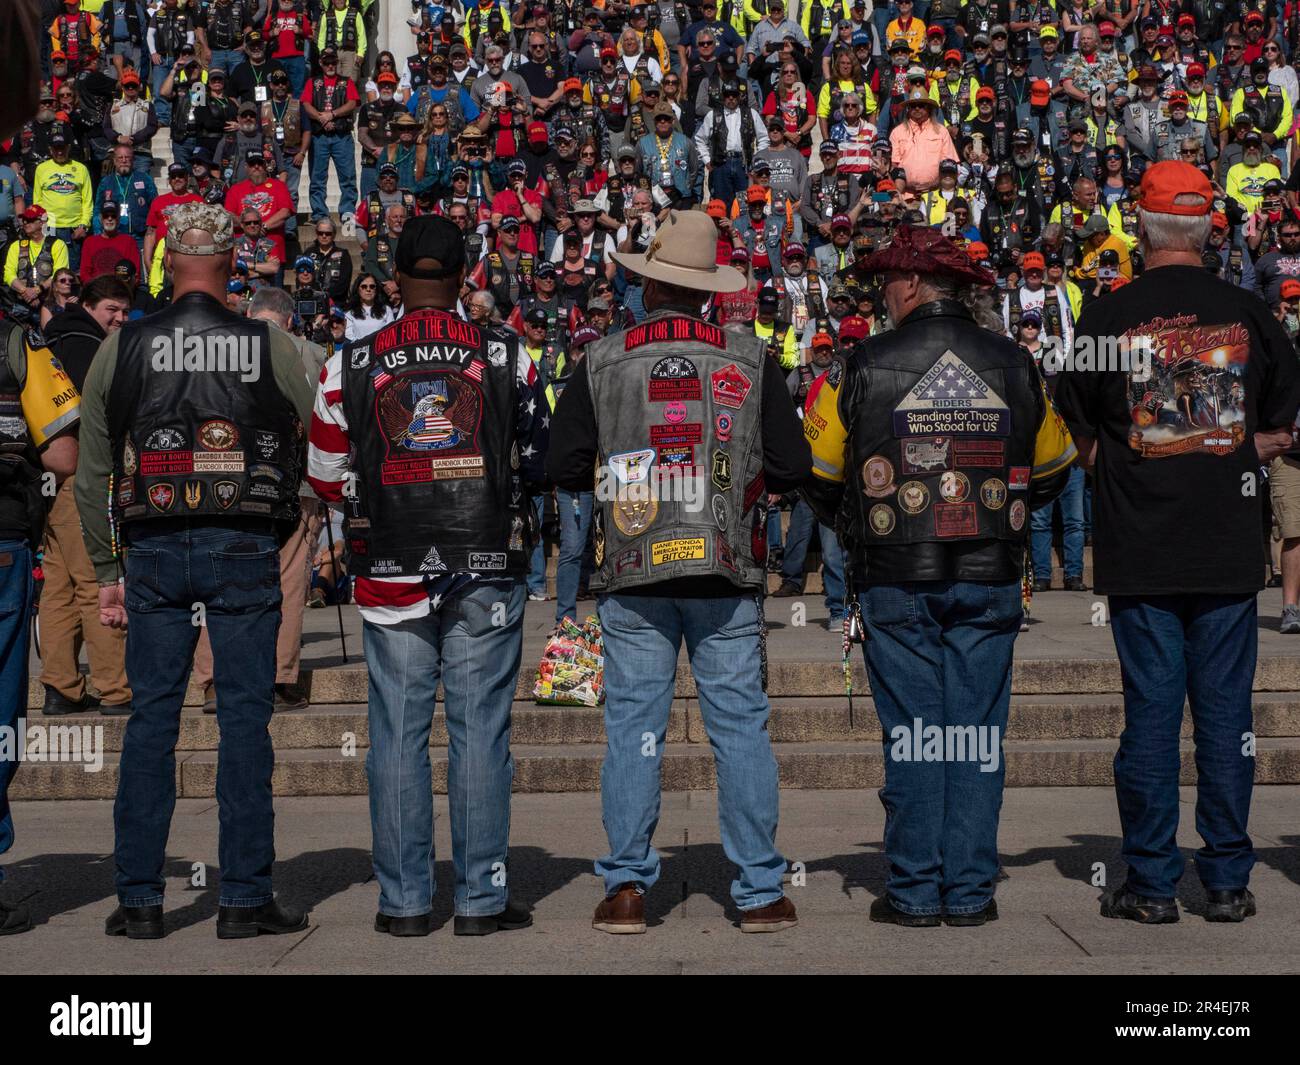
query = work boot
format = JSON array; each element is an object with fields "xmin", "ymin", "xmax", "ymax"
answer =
[{"xmin": 592, "ymin": 884, "xmax": 646, "ymax": 934}]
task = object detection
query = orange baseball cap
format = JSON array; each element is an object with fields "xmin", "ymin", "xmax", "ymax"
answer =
[
  {"xmin": 1282, "ymin": 279, "xmax": 1300, "ymax": 300},
  {"xmin": 376, "ymin": 71, "xmax": 399, "ymax": 86},
  {"xmin": 1137, "ymin": 161, "xmax": 1213, "ymax": 216},
  {"xmin": 943, "ymin": 49, "xmax": 962, "ymax": 63},
  {"xmin": 875, "ymin": 179, "xmax": 896, "ymax": 192},
  {"xmin": 745, "ymin": 185, "xmax": 768, "ymax": 204},
  {"xmin": 1030, "ymin": 79, "xmax": 1050, "ymax": 106},
  {"xmin": 121, "ymin": 71, "xmax": 141, "ymax": 86},
  {"xmin": 1167, "ymin": 90, "xmax": 1188, "ymax": 106},
  {"xmin": 1211, "ymin": 211, "xmax": 1229, "ymax": 230},
  {"xmin": 563, "ymin": 77, "xmax": 583, "ymax": 92},
  {"xmin": 966, "ymin": 241, "xmax": 990, "ymax": 261},
  {"xmin": 1022, "ymin": 251, "xmax": 1045, "ymax": 271},
  {"xmin": 706, "ymin": 198, "xmax": 728, "ymax": 219},
  {"xmin": 1108, "ymin": 275, "xmax": 1131, "ymax": 289},
  {"xmin": 976, "ymin": 86, "xmax": 995, "ymax": 102},
  {"xmin": 811, "ymin": 331, "xmax": 834, "ymax": 349}
]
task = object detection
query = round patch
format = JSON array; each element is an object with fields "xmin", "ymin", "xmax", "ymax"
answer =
[
  {"xmin": 980, "ymin": 477, "xmax": 1007, "ymax": 510},
  {"xmin": 939, "ymin": 470, "xmax": 970, "ymax": 503},
  {"xmin": 613, "ymin": 485, "xmax": 659, "ymax": 536},
  {"xmin": 711, "ymin": 494, "xmax": 728, "ymax": 531},
  {"xmin": 861, "ymin": 455, "xmax": 895, "ymax": 498},
  {"xmin": 122, "ymin": 439, "xmax": 137, "ymax": 476},
  {"xmin": 198, "ymin": 420, "xmax": 239, "ymax": 451},
  {"xmin": 664, "ymin": 400, "xmax": 688, "ymax": 424},
  {"xmin": 868, "ymin": 503, "xmax": 896, "ymax": 535},
  {"xmin": 898, "ymin": 480, "xmax": 929, "ymax": 515},
  {"xmin": 715, "ymin": 410, "xmax": 733, "ymax": 441},
  {"xmin": 1009, "ymin": 498, "xmax": 1026, "ymax": 531}
]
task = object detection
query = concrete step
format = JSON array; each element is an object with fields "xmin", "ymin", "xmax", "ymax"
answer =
[
  {"xmin": 13, "ymin": 737, "xmax": 1300, "ymax": 800},
  {"xmin": 28, "ymin": 654, "xmax": 1300, "ymax": 709},
  {"xmin": 27, "ymin": 693, "xmax": 1300, "ymax": 754}
]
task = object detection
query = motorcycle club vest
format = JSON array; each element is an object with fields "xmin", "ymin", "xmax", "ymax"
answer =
[
  {"xmin": 1241, "ymin": 86, "xmax": 1283, "ymax": 134},
  {"xmin": 812, "ymin": 171, "xmax": 851, "ymax": 219},
  {"xmin": 710, "ymin": 104, "xmax": 756, "ymax": 167},
  {"xmin": 339, "ymin": 308, "xmax": 529, "ymax": 579},
  {"xmin": 154, "ymin": 8, "xmax": 189, "ymax": 57},
  {"xmin": 205, "ymin": 0, "xmax": 248, "ymax": 51},
  {"xmin": 846, "ymin": 300, "xmax": 1039, "ymax": 554},
  {"xmin": 106, "ymin": 294, "xmax": 301, "ymax": 528},
  {"xmin": 1007, "ymin": 287, "xmax": 1063, "ymax": 339},
  {"xmin": 16, "ymin": 241, "xmax": 55, "ymax": 287},
  {"xmin": 407, "ymin": 53, "xmax": 431, "ymax": 90},
  {"xmin": 0, "ymin": 322, "xmax": 52, "ymax": 544},
  {"xmin": 324, "ymin": 8, "xmax": 362, "ymax": 52},
  {"xmin": 312, "ymin": 77, "xmax": 355, "ymax": 132},
  {"xmin": 263, "ymin": 97, "xmax": 304, "ymax": 150},
  {"xmin": 585, "ymin": 310, "xmax": 768, "ymax": 594},
  {"xmin": 591, "ymin": 73, "xmax": 631, "ymax": 131},
  {"xmin": 487, "ymin": 250, "xmax": 533, "ymax": 310},
  {"xmin": 312, "ymin": 245, "xmax": 348, "ymax": 292}
]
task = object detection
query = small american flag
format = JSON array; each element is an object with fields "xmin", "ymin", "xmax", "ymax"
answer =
[
  {"xmin": 464, "ymin": 358, "xmax": 485, "ymax": 382},
  {"xmin": 370, "ymin": 363, "xmax": 392, "ymax": 391}
]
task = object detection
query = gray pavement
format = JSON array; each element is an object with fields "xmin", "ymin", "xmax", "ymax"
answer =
[{"xmin": 3, "ymin": 788, "xmax": 1299, "ymax": 974}]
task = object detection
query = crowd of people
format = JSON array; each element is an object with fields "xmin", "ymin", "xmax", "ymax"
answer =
[{"xmin": 0, "ymin": 0, "xmax": 1297, "ymax": 940}]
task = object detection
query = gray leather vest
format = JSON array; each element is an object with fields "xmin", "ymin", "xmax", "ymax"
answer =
[{"xmin": 586, "ymin": 310, "xmax": 767, "ymax": 593}]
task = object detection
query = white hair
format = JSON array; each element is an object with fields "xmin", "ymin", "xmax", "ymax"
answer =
[{"xmin": 1138, "ymin": 197, "xmax": 1212, "ymax": 254}]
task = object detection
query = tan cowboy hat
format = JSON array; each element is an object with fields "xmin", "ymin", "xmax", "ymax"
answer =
[
  {"xmin": 610, "ymin": 209, "xmax": 746, "ymax": 293},
  {"xmin": 903, "ymin": 87, "xmax": 938, "ymax": 108}
]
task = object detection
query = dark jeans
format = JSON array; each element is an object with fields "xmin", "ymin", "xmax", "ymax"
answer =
[
  {"xmin": 116, "ymin": 521, "xmax": 283, "ymax": 907},
  {"xmin": 1109, "ymin": 593, "xmax": 1258, "ymax": 899},
  {"xmin": 708, "ymin": 154, "xmax": 749, "ymax": 208},
  {"xmin": 0, "ymin": 541, "xmax": 33, "ymax": 880},
  {"xmin": 861, "ymin": 579, "xmax": 1022, "ymax": 916}
]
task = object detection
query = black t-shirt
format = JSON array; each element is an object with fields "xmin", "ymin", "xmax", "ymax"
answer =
[{"xmin": 1054, "ymin": 264, "xmax": 1300, "ymax": 596}]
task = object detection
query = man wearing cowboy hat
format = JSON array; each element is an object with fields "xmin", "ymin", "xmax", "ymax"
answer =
[
  {"xmin": 547, "ymin": 208, "xmax": 811, "ymax": 935},
  {"xmin": 802, "ymin": 224, "xmax": 1076, "ymax": 927},
  {"xmin": 889, "ymin": 86, "xmax": 958, "ymax": 193}
]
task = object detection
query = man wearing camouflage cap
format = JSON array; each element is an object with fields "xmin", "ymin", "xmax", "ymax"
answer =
[{"xmin": 75, "ymin": 202, "xmax": 316, "ymax": 940}]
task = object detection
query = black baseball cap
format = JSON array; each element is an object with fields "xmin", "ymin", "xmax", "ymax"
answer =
[
  {"xmin": 395, "ymin": 214, "xmax": 467, "ymax": 280},
  {"xmin": 524, "ymin": 307, "xmax": 548, "ymax": 326}
]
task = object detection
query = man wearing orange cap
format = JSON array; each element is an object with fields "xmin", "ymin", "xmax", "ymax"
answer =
[
  {"xmin": 802, "ymin": 223, "xmax": 1076, "ymax": 927},
  {"xmin": 1154, "ymin": 90, "xmax": 1210, "ymax": 162},
  {"xmin": 935, "ymin": 48, "xmax": 979, "ymax": 128},
  {"xmin": 1056, "ymin": 161, "xmax": 1300, "ymax": 926},
  {"xmin": 104, "ymin": 70, "xmax": 159, "ymax": 175}
]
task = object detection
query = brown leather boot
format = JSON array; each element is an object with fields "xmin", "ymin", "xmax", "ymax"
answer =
[
  {"xmin": 739, "ymin": 896, "xmax": 798, "ymax": 933},
  {"xmin": 592, "ymin": 884, "xmax": 646, "ymax": 934}
]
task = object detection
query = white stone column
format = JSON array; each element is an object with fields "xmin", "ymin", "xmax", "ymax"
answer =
[{"xmin": 379, "ymin": 1, "xmax": 417, "ymax": 62}]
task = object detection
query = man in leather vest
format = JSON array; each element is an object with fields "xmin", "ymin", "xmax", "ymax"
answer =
[
  {"xmin": 75, "ymin": 203, "xmax": 315, "ymax": 941},
  {"xmin": 307, "ymin": 215, "xmax": 548, "ymax": 938},
  {"xmin": 802, "ymin": 225, "xmax": 1076, "ymax": 928},
  {"xmin": 0, "ymin": 100, "xmax": 81, "ymax": 930},
  {"xmin": 547, "ymin": 208, "xmax": 811, "ymax": 935}
]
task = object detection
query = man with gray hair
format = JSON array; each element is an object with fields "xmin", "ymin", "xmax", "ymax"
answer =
[
  {"xmin": 190, "ymin": 283, "xmax": 327, "ymax": 717},
  {"xmin": 469, "ymin": 43, "xmax": 532, "ymax": 110},
  {"xmin": 1056, "ymin": 161, "xmax": 1300, "ymax": 926},
  {"xmin": 75, "ymin": 201, "xmax": 316, "ymax": 940}
]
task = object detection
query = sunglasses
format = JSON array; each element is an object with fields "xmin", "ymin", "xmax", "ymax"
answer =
[{"xmin": 359, "ymin": 283, "xmax": 377, "ymax": 290}]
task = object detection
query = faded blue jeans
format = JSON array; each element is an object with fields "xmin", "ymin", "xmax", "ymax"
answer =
[
  {"xmin": 116, "ymin": 521, "xmax": 282, "ymax": 907},
  {"xmin": 0, "ymin": 541, "xmax": 33, "ymax": 882},
  {"xmin": 362, "ymin": 580, "xmax": 524, "ymax": 918},
  {"xmin": 554, "ymin": 489, "xmax": 593, "ymax": 624},
  {"xmin": 1031, "ymin": 463, "xmax": 1085, "ymax": 583},
  {"xmin": 309, "ymin": 131, "xmax": 358, "ymax": 221},
  {"xmin": 596, "ymin": 592, "xmax": 786, "ymax": 910},
  {"xmin": 861, "ymin": 579, "xmax": 1023, "ymax": 917},
  {"xmin": 1109, "ymin": 593, "xmax": 1257, "ymax": 900},
  {"xmin": 779, "ymin": 497, "xmax": 846, "ymax": 619}
]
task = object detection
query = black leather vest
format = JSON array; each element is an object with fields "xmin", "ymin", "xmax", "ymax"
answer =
[
  {"xmin": 0, "ymin": 321, "xmax": 50, "ymax": 544},
  {"xmin": 840, "ymin": 300, "xmax": 1041, "ymax": 582},
  {"xmin": 339, "ymin": 308, "xmax": 530, "ymax": 578},
  {"xmin": 107, "ymin": 294, "xmax": 302, "ymax": 527}
]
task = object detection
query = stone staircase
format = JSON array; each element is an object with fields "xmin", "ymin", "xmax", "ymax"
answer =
[{"xmin": 14, "ymin": 658, "xmax": 1300, "ymax": 800}]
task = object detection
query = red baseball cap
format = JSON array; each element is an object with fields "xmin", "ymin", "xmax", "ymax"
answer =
[
  {"xmin": 1211, "ymin": 211, "xmax": 1229, "ymax": 230},
  {"xmin": 1167, "ymin": 90, "xmax": 1189, "ymax": 106},
  {"xmin": 1138, "ymin": 160, "xmax": 1214, "ymax": 216},
  {"xmin": 1283, "ymin": 279, "xmax": 1300, "ymax": 300},
  {"xmin": 1187, "ymin": 62, "xmax": 1206, "ymax": 78},
  {"xmin": 837, "ymin": 315, "xmax": 871, "ymax": 341},
  {"xmin": 1177, "ymin": 13, "xmax": 1196, "ymax": 26},
  {"xmin": 527, "ymin": 120, "xmax": 548, "ymax": 139},
  {"xmin": 1022, "ymin": 251, "xmax": 1045, "ymax": 271},
  {"xmin": 600, "ymin": 46, "xmax": 618, "ymax": 58},
  {"xmin": 943, "ymin": 49, "xmax": 962, "ymax": 63},
  {"xmin": 965, "ymin": 241, "xmax": 990, "ymax": 261},
  {"xmin": 976, "ymin": 86, "xmax": 995, "ymax": 101}
]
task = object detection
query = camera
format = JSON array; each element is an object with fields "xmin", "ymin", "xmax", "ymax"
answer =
[{"xmin": 296, "ymin": 298, "xmax": 320, "ymax": 318}]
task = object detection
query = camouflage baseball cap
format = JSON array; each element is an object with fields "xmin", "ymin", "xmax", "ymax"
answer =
[{"xmin": 164, "ymin": 202, "xmax": 237, "ymax": 255}]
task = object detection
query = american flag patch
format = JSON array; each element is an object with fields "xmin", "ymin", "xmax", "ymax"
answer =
[
  {"xmin": 464, "ymin": 358, "xmax": 485, "ymax": 382},
  {"xmin": 370, "ymin": 363, "xmax": 393, "ymax": 391}
]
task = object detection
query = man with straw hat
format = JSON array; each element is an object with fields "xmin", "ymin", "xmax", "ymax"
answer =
[
  {"xmin": 547, "ymin": 208, "xmax": 811, "ymax": 935},
  {"xmin": 889, "ymin": 85, "xmax": 958, "ymax": 193}
]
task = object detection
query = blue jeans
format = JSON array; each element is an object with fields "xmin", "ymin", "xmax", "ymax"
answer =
[
  {"xmin": 309, "ymin": 132, "xmax": 358, "ymax": 221},
  {"xmin": 596, "ymin": 593, "xmax": 785, "ymax": 909},
  {"xmin": 861, "ymin": 580, "xmax": 1022, "ymax": 916},
  {"xmin": 51, "ymin": 226, "xmax": 81, "ymax": 272},
  {"xmin": 282, "ymin": 161, "xmax": 302, "ymax": 241},
  {"xmin": 622, "ymin": 281, "xmax": 645, "ymax": 322},
  {"xmin": 1030, "ymin": 463, "xmax": 1085, "ymax": 582},
  {"xmin": 555, "ymin": 489, "xmax": 593, "ymax": 624},
  {"xmin": 171, "ymin": 139, "xmax": 195, "ymax": 169},
  {"xmin": 150, "ymin": 60, "xmax": 174, "ymax": 125},
  {"xmin": 362, "ymin": 580, "xmax": 523, "ymax": 917},
  {"xmin": 209, "ymin": 49, "xmax": 243, "ymax": 79},
  {"xmin": 708, "ymin": 154, "xmax": 749, "ymax": 208},
  {"xmin": 280, "ymin": 55, "xmax": 308, "ymax": 98},
  {"xmin": 359, "ymin": 162, "xmax": 378, "ymax": 203},
  {"xmin": 779, "ymin": 498, "xmax": 845, "ymax": 618},
  {"xmin": 116, "ymin": 522, "xmax": 282, "ymax": 907},
  {"xmin": 0, "ymin": 541, "xmax": 33, "ymax": 880},
  {"xmin": 527, "ymin": 494, "xmax": 546, "ymax": 597},
  {"xmin": 1108, "ymin": 594, "xmax": 1257, "ymax": 899}
]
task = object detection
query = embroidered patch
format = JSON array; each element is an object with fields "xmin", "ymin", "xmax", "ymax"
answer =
[
  {"xmin": 892, "ymin": 350, "xmax": 1011, "ymax": 437},
  {"xmin": 868, "ymin": 503, "xmax": 895, "ymax": 535},
  {"xmin": 980, "ymin": 477, "xmax": 1008, "ymax": 510},
  {"xmin": 898, "ymin": 480, "xmax": 930, "ymax": 515},
  {"xmin": 651, "ymin": 537, "xmax": 706, "ymax": 565},
  {"xmin": 934, "ymin": 502, "xmax": 978, "ymax": 537},
  {"xmin": 710, "ymin": 363, "xmax": 753, "ymax": 408},
  {"xmin": 901, "ymin": 436, "xmax": 952, "ymax": 474}
]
